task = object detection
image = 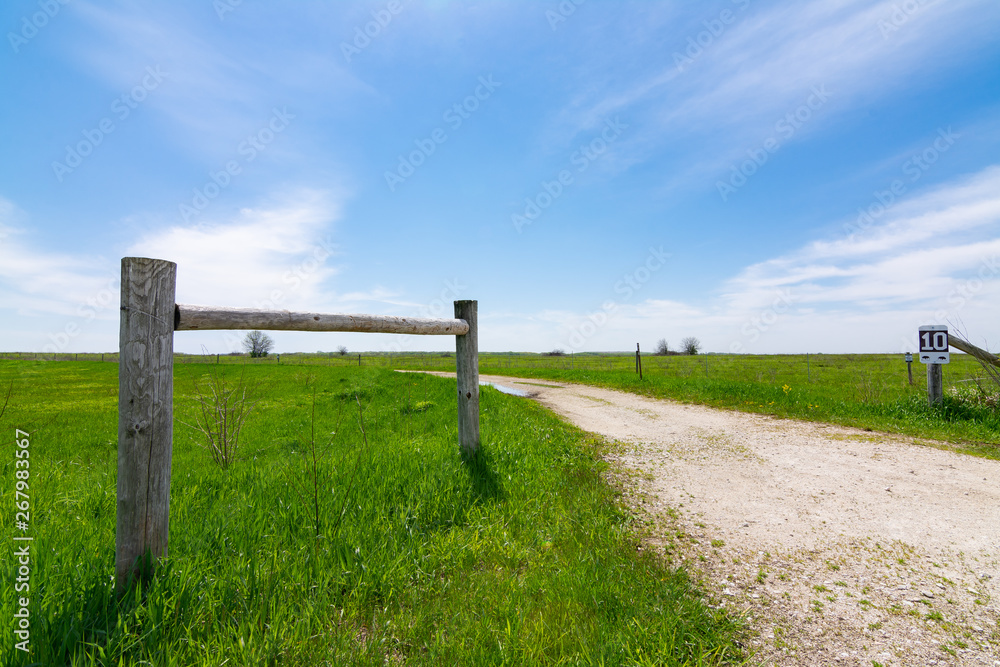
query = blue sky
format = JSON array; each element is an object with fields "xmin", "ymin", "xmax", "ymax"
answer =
[{"xmin": 2, "ymin": 0, "xmax": 999, "ymax": 355}]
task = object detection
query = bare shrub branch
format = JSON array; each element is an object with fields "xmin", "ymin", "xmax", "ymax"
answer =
[{"xmin": 179, "ymin": 364, "xmax": 260, "ymax": 470}]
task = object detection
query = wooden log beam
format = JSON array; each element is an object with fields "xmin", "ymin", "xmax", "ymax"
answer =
[
  {"xmin": 175, "ymin": 304, "xmax": 470, "ymax": 336},
  {"xmin": 949, "ymin": 335, "xmax": 1000, "ymax": 369}
]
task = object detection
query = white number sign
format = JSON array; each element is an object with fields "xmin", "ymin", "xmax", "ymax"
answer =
[{"xmin": 918, "ymin": 325, "xmax": 949, "ymax": 364}]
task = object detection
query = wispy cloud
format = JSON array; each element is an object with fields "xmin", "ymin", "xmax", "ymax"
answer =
[
  {"xmin": 0, "ymin": 197, "xmax": 113, "ymax": 317},
  {"xmin": 511, "ymin": 165, "xmax": 1000, "ymax": 353},
  {"xmin": 555, "ymin": 0, "xmax": 999, "ymax": 182},
  {"xmin": 724, "ymin": 165, "xmax": 1000, "ymax": 309},
  {"xmin": 68, "ymin": 1, "xmax": 365, "ymax": 161}
]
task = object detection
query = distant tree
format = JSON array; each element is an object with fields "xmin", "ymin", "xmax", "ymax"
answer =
[
  {"xmin": 655, "ymin": 339, "xmax": 670, "ymax": 356},
  {"xmin": 681, "ymin": 336, "xmax": 701, "ymax": 355},
  {"xmin": 337, "ymin": 345, "xmax": 349, "ymax": 356},
  {"xmin": 242, "ymin": 330, "xmax": 274, "ymax": 358},
  {"xmin": 545, "ymin": 349, "xmax": 566, "ymax": 357}
]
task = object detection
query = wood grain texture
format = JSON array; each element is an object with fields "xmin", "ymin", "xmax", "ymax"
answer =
[
  {"xmin": 950, "ymin": 335, "xmax": 1000, "ymax": 369},
  {"xmin": 176, "ymin": 304, "xmax": 469, "ymax": 336},
  {"xmin": 927, "ymin": 362, "xmax": 943, "ymax": 406},
  {"xmin": 116, "ymin": 257, "xmax": 176, "ymax": 590},
  {"xmin": 454, "ymin": 300, "xmax": 480, "ymax": 455}
]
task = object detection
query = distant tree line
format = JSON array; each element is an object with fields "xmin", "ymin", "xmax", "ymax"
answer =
[{"xmin": 655, "ymin": 337, "xmax": 701, "ymax": 356}]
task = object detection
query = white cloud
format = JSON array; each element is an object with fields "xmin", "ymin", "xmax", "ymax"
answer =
[
  {"xmin": 69, "ymin": 1, "xmax": 366, "ymax": 161},
  {"xmin": 0, "ymin": 197, "xmax": 115, "ymax": 318},
  {"xmin": 126, "ymin": 188, "xmax": 344, "ymax": 311},
  {"xmin": 502, "ymin": 166, "xmax": 1000, "ymax": 354},
  {"xmin": 725, "ymin": 166, "xmax": 1000, "ymax": 309},
  {"xmin": 557, "ymin": 0, "xmax": 1000, "ymax": 182}
]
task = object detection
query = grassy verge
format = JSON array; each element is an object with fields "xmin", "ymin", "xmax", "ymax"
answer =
[{"xmin": 0, "ymin": 360, "xmax": 744, "ymax": 665}]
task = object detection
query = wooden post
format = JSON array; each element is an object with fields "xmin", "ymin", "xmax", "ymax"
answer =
[
  {"xmin": 905, "ymin": 352, "xmax": 914, "ymax": 386},
  {"xmin": 455, "ymin": 300, "xmax": 480, "ymax": 455},
  {"xmin": 116, "ymin": 257, "xmax": 176, "ymax": 590},
  {"xmin": 927, "ymin": 363, "xmax": 943, "ymax": 406},
  {"xmin": 635, "ymin": 343, "xmax": 643, "ymax": 380}
]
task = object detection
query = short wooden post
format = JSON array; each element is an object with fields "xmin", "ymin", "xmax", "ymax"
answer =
[
  {"xmin": 454, "ymin": 300, "xmax": 480, "ymax": 455},
  {"xmin": 116, "ymin": 257, "xmax": 176, "ymax": 590},
  {"xmin": 927, "ymin": 363, "xmax": 943, "ymax": 405},
  {"xmin": 635, "ymin": 343, "xmax": 642, "ymax": 380}
]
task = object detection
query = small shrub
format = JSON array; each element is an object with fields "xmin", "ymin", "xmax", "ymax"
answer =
[{"xmin": 180, "ymin": 365, "xmax": 260, "ymax": 469}]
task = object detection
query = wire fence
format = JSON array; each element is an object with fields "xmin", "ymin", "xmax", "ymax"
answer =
[{"xmin": 0, "ymin": 350, "xmax": 990, "ymax": 386}]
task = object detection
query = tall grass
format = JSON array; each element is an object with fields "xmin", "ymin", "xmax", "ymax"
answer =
[{"xmin": 0, "ymin": 360, "xmax": 744, "ymax": 665}]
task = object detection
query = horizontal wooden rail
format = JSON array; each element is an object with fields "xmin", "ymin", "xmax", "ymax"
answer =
[
  {"xmin": 175, "ymin": 304, "xmax": 470, "ymax": 336},
  {"xmin": 117, "ymin": 257, "xmax": 480, "ymax": 594},
  {"xmin": 950, "ymin": 334, "xmax": 1000, "ymax": 369}
]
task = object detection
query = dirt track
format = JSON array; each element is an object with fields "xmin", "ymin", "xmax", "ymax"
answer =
[{"xmin": 424, "ymin": 373, "xmax": 1000, "ymax": 665}]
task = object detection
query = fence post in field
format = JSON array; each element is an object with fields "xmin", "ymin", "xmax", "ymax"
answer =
[
  {"xmin": 116, "ymin": 257, "xmax": 176, "ymax": 591},
  {"xmin": 455, "ymin": 300, "xmax": 480, "ymax": 455},
  {"xmin": 114, "ymin": 256, "xmax": 480, "ymax": 586}
]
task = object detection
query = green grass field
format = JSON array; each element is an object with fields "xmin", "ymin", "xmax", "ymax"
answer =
[
  {"xmin": 0, "ymin": 359, "xmax": 744, "ymax": 666},
  {"xmin": 390, "ymin": 351, "xmax": 1000, "ymax": 458}
]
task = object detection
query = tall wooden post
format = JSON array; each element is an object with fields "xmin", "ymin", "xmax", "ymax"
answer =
[
  {"xmin": 116, "ymin": 257, "xmax": 176, "ymax": 590},
  {"xmin": 927, "ymin": 363, "xmax": 943, "ymax": 406},
  {"xmin": 454, "ymin": 300, "xmax": 480, "ymax": 455}
]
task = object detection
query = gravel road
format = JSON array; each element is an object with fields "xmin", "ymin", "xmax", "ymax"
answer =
[{"xmin": 463, "ymin": 374, "xmax": 1000, "ymax": 666}]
